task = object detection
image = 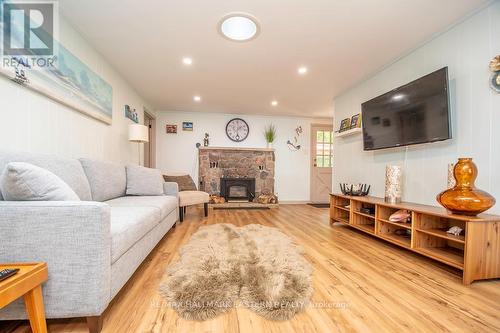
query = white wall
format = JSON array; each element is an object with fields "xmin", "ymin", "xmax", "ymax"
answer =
[
  {"xmin": 0, "ymin": 17, "xmax": 151, "ymax": 164},
  {"xmin": 156, "ymin": 111, "xmax": 331, "ymax": 202},
  {"xmin": 333, "ymin": 2, "xmax": 500, "ymax": 214}
]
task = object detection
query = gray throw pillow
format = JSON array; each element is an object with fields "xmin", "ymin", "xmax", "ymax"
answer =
[
  {"xmin": 163, "ymin": 174, "xmax": 197, "ymax": 191},
  {"xmin": 126, "ymin": 165, "xmax": 164, "ymax": 196},
  {"xmin": 0, "ymin": 162, "xmax": 80, "ymax": 201},
  {"xmin": 79, "ymin": 158, "xmax": 126, "ymax": 202}
]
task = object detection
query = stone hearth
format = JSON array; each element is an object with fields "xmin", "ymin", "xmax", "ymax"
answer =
[{"xmin": 198, "ymin": 147, "xmax": 275, "ymax": 200}]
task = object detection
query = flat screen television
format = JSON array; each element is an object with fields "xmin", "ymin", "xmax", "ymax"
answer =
[{"xmin": 361, "ymin": 67, "xmax": 451, "ymax": 151}]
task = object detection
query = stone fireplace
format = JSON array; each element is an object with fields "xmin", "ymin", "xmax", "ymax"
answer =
[{"xmin": 198, "ymin": 147, "xmax": 275, "ymax": 201}]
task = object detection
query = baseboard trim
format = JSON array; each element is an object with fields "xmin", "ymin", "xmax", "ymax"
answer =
[{"xmin": 279, "ymin": 201, "xmax": 311, "ymax": 205}]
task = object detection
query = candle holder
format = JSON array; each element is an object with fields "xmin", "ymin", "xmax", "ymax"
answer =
[{"xmin": 385, "ymin": 165, "xmax": 402, "ymax": 204}]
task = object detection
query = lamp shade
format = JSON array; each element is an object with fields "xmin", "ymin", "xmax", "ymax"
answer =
[{"xmin": 129, "ymin": 124, "xmax": 149, "ymax": 143}]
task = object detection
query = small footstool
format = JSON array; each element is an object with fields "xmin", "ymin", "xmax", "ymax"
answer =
[
  {"xmin": 178, "ymin": 190, "xmax": 210, "ymax": 222},
  {"xmin": 163, "ymin": 173, "xmax": 210, "ymax": 222}
]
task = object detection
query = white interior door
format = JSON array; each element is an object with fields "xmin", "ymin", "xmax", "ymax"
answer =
[{"xmin": 310, "ymin": 125, "xmax": 333, "ymax": 203}]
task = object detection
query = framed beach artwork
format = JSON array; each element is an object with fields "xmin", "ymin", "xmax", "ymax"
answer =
[
  {"xmin": 182, "ymin": 122, "xmax": 193, "ymax": 131},
  {"xmin": 0, "ymin": 12, "xmax": 113, "ymax": 124}
]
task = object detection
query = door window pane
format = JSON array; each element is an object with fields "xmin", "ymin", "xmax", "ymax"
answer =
[
  {"xmin": 316, "ymin": 155, "xmax": 324, "ymax": 167},
  {"xmin": 315, "ymin": 130, "xmax": 334, "ymax": 168},
  {"xmin": 316, "ymin": 144, "xmax": 324, "ymax": 155},
  {"xmin": 317, "ymin": 131, "xmax": 324, "ymax": 143},
  {"xmin": 324, "ymin": 131, "xmax": 331, "ymax": 143}
]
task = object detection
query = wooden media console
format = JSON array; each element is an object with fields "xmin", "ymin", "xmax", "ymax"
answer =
[{"xmin": 330, "ymin": 194, "xmax": 500, "ymax": 284}]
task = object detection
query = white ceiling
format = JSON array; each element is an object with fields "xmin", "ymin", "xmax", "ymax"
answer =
[{"xmin": 60, "ymin": 0, "xmax": 488, "ymax": 118}]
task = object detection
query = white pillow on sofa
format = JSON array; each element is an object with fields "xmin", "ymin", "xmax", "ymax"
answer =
[
  {"xmin": 0, "ymin": 162, "xmax": 80, "ymax": 201},
  {"xmin": 126, "ymin": 165, "xmax": 164, "ymax": 196}
]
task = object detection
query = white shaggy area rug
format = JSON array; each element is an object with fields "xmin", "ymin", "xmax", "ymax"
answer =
[{"xmin": 160, "ymin": 223, "xmax": 313, "ymax": 321}]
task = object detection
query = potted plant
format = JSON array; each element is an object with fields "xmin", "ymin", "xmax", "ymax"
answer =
[{"xmin": 264, "ymin": 124, "xmax": 276, "ymax": 149}]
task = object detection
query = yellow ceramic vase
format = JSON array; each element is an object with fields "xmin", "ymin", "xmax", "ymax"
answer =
[{"xmin": 437, "ymin": 158, "xmax": 496, "ymax": 216}]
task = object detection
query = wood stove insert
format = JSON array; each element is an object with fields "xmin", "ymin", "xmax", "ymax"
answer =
[{"xmin": 220, "ymin": 178, "xmax": 256, "ymax": 202}]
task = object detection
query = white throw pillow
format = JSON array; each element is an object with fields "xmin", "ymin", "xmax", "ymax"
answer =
[
  {"xmin": 0, "ymin": 162, "xmax": 80, "ymax": 201},
  {"xmin": 126, "ymin": 165, "xmax": 164, "ymax": 196}
]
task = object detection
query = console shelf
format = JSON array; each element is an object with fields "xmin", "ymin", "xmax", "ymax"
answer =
[
  {"xmin": 378, "ymin": 217, "xmax": 412, "ymax": 230},
  {"xmin": 330, "ymin": 194, "xmax": 500, "ymax": 285},
  {"xmin": 334, "ymin": 205, "xmax": 350, "ymax": 212},
  {"xmin": 416, "ymin": 228, "xmax": 465, "ymax": 244}
]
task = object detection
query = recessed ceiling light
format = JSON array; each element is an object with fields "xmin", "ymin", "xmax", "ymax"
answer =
[
  {"xmin": 271, "ymin": 100, "xmax": 278, "ymax": 106},
  {"xmin": 193, "ymin": 95, "xmax": 201, "ymax": 102},
  {"xmin": 182, "ymin": 57, "xmax": 193, "ymax": 65},
  {"xmin": 298, "ymin": 66, "xmax": 308, "ymax": 75},
  {"xmin": 218, "ymin": 13, "xmax": 260, "ymax": 42},
  {"xmin": 392, "ymin": 93, "xmax": 405, "ymax": 101}
]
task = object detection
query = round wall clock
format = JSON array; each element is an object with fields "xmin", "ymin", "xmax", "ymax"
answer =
[{"xmin": 226, "ymin": 118, "xmax": 249, "ymax": 142}]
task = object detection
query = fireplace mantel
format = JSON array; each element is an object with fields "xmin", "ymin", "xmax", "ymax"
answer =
[{"xmin": 198, "ymin": 147, "xmax": 274, "ymax": 152}]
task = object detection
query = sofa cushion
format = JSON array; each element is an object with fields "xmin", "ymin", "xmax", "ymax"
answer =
[
  {"xmin": 163, "ymin": 174, "xmax": 197, "ymax": 191},
  {"xmin": 110, "ymin": 206, "xmax": 161, "ymax": 263},
  {"xmin": 105, "ymin": 195, "xmax": 177, "ymax": 220},
  {"xmin": 0, "ymin": 162, "xmax": 80, "ymax": 201},
  {"xmin": 179, "ymin": 190, "xmax": 210, "ymax": 207},
  {"xmin": 79, "ymin": 158, "xmax": 126, "ymax": 202},
  {"xmin": 0, "ymin": 150, "xmax": 92, "ymax": 201},
  {"xmin": 126, "ymin": 165, "xmax": 164, "ymax": 196}
]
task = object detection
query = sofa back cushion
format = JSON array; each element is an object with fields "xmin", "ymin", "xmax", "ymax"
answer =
[
  {"xmin": 79, "ymin": 158, "xmax": 126, "ymax": 202},
  {"xmin": 0, "ymin": 150, "xmax": 92, "ymax": 201},
  {"xmin": 126, "ymin": 165, "xmax": 164, "ymax": 196},
  {"xmin": 1, "ymin": 162, "xmax": 80, "ymax": 201}
]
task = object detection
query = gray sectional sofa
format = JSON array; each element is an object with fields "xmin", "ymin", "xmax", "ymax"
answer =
[{"xmin": 0, "ymin": 151, "xmax": 179, "ymax": 332}]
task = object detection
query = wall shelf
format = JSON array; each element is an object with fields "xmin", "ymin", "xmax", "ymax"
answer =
[{"xmin": 334, "ymin": 127, "xmax": 362, "ymax": 138}]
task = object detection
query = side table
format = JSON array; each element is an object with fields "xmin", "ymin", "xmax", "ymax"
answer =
[{"xmin": 0, "ymin": 263, "xmax": 48, "ymax": 333}]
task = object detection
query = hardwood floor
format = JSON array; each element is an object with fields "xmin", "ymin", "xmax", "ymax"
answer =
[{"xmin": 2, "ymin": 205, "xmax": 500, "ymax": 333}]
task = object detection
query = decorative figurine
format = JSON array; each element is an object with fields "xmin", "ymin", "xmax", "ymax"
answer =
[
  {"xmin": 446, "ymin": 226, "xmax": 463, "ymax": 236},
  {"xmin": 203, "ymin": 133, "xmax": 210, "ymax": 147},
  {"xmin": 389, "ymin": 210, "xmax": 411, "ymax": 223}
]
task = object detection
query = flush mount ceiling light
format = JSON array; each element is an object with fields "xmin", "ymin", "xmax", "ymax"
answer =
[
  {"xmin": 218, "ymin": 13, "xmax": 260, "ymax": 42},
  {"xmin": 193, "ymin": 95, "xmax": 201, "ymax": 102},
  {"xmin": 271, "ymin": 100, "xmax": 278, "ymax": 106},
  {"xmin": 182, "ymin": 57, "xmax": 193, "ymax": 65},
  {"xmin": 298, "ymin": 66, "xmax": 308, "ymax": 75}
]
